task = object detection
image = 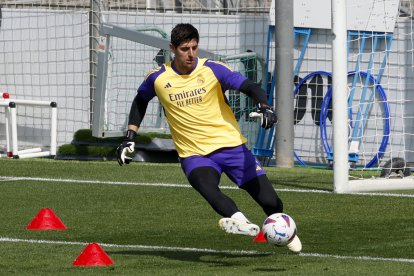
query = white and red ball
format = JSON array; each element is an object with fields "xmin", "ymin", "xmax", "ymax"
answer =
[{"xmin": 262, "ymin": 213, "xmax": 297, "ymax": 246}]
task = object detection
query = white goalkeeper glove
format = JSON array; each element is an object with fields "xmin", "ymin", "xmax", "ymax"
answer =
[{"xmin": 116, "ymin": 130, "xmax": 136, "ymax": 166}]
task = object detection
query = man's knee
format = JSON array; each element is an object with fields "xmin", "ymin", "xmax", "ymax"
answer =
[{"xmin": 188, "ymin": 166, "xmax": 220, "ymax": 190}]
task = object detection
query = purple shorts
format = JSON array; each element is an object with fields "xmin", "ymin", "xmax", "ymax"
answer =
[{"xmin": 179, "ymin": 144, "xmax": 266, "ymax": 187}]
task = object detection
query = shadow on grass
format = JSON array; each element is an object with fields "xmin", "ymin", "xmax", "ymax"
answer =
[
  {"xmin": 276, "ymin": 182, "xmax": 333, "ymax": 192},
  {"xmin": 108, "ymin": 249, "xmax": 273, "ymax": 267},
  {"xmin": 264, "ymin": 167, "xmax": 335, "ymax": 192},
  {"xmin": 269, "ymin": 175, "xmax": 334, "ymax": 192}
]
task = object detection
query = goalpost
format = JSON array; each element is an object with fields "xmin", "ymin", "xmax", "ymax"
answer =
[
  {"xmin": 231, "ymin": 0, "xmax": 414, "ymax": 193},
  {"xmin": 290, "ymin": 0, "xmax": 414, "ymax": 193},
  {"xmin": 330, "ymin": 0, "xmax": 414, "ymax": 192}
]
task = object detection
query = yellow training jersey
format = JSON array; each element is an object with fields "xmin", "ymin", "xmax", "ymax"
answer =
[{"xmin": 136, "ymin": 57, "xmax": 248, "ymax": 157}]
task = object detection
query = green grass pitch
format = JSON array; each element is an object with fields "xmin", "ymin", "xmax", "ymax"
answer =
[{"xmin": 0, "ymin": 158, "xmax": 413, "ymax": 275}]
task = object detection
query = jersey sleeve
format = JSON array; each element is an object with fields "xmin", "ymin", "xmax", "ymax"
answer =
[
  {"xmin": 137, "ymin": 68, "xmax": 159, "ymax": 101},
  {"xmin": 128, "ymin": 67, "xmax": 160, "ymax": 126},
  {"xmin": 204, "ymin": 60, "xmax": 248, "ymax": 91}
]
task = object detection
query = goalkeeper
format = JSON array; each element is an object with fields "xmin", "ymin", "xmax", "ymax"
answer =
[{"xmin": 117, "ymin": 23, "xmax": 301, "ymax": 253}]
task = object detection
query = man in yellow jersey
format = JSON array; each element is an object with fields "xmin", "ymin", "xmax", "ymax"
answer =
[{"xmin": 117, "ymin": 23, "xmax": 301, "ymax": 253}]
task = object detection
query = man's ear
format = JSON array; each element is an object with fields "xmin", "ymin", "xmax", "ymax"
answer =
[{"xmin": 169, "ymin": 43, "xmax": 175, "ymax": 52}]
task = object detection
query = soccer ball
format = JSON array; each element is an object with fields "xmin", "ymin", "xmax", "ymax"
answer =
[{"xmin": 262, "ymin": 213, "xmax": 297, "ymax": 246}]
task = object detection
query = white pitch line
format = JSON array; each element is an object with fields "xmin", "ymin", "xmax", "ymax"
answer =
[
  {"xmin": 0, "ymin": 176, "xmax": 192, "ymax": 189},
  {"xmin": 300, "ymin": 252, "xmax": 414, "ymax": 264},
  {"xmin": 1, "ymin": 237, "xmax": 413, "ymax": 264},
  {"xmin": 0, "ymin": 237, "xmax": 269, "ymax": 256},
  {"xmin": 1, "ymin": 176, "xmax": 414, "ymax": 198}
]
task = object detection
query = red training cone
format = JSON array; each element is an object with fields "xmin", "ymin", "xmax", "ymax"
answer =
[
  {"xmin": 253, "ymin": 230, "xmax": 267, "ymax": 243},
  {"xmin": 26, "ymin": 208, "xmax": 67, "ymax": 230},
  {"xmin": 73, "ymin": 243, "xmax": 114, "ymax": 266}
]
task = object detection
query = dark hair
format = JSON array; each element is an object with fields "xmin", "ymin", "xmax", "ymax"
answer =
[{"xmin": 170, "ymin": 23, "xmax": 199, "ymax": 47}]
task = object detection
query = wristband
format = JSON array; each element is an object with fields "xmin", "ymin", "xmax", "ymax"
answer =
[
  {"xmin": 258, "ymin": 103, "xmax": 272, "ymax": 110},
  {"xmin": 126, "ymin": 129, "xmax": 137, "ymax": 141}
]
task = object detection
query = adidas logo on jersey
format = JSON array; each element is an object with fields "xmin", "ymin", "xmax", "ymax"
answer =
[{"xmin": 164, "ymin": 82, "xmax": 172, "ymax": 88}]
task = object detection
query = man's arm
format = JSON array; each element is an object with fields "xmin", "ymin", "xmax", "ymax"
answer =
[
  {"xmin": 116, "ymin": 92, "xmax": 150, "ymax": 166},
  {"xmin": 127, "ymin": 124, "xmax": 139, "ymax": 133},
  {"xmin": 128, "ymin": 92, "xmax": 149, "ymax": 128},
  {"xmin": 239, "ymin": 79, "xmax": 269, "ymax": 106},
  {"xmin": 239, "ymin": 79, "xmax": 277, "ymax": 129},
  {"xmin": 204, "ymin": 60, "xmax": 276, "ymax": 129}
]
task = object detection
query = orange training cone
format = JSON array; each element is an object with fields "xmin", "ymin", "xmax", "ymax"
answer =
[
  {"xmin": 26, "ymin": 208, "xmax": 67, "ymax": 230},
  {"xmin": 253, "ymin": 230, "xmax": 267, "ymax": 243},
  {"xmin": 73, "ymin": 243, "xmax": 114, "ymax": 266}
]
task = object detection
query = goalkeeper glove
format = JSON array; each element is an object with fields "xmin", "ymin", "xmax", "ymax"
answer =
[
  {"xmin": 116, "ymin": 130, "xmax": 137, "ymax": 166},
  {"xmin": 258, "ymin": 103, "xmax": 277, "ymax": 129}
]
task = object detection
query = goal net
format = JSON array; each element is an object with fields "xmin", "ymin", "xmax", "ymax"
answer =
[
  {"xmin": 0, "ymin": 2, "xmax": 90, "ymax": 155},
  {"xmin": 1, "ymin": 0, "xmax": 412, "ymax": 192},
  {"xmin": 0, "ymin": 1, "xmax": 271, "ymax": 155},
  {"xmin": 292, "ymin": 0, "xmax": 414, "ymax": 192}
]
